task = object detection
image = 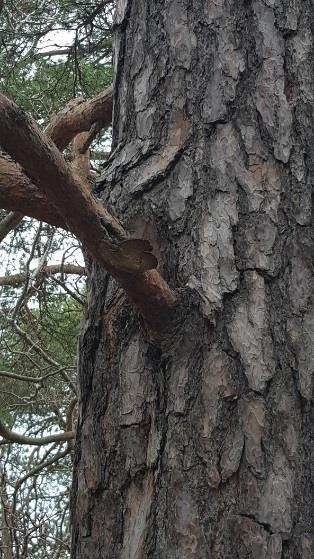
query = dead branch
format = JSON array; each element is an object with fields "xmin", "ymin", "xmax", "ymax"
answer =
[
  {"xmin": 48, "ymin": 275, "xmax": 85, "ymax": 305},
  {"xmin": 0, "ymin": 368, "xmax": 74, "ymax": 384},
  {"xmin": 34, "ymin": 48, "xmax": 72, "ymax": 58},
  {"xmin": 0, "ymin": 264, "xmax": 86, "ymax": 287},
  {"xmin": 0, "ymin": 420, "xmax": 74, "ymax": 446}
]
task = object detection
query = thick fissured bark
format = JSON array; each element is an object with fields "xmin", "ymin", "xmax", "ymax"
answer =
[{"xmin": 71, "ymin": 1, "xmax": 313, "ymax": 558}]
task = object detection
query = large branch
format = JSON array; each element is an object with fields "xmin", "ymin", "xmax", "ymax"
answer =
[
  {"xmin": 0, "ymin": 152, "xmax": 68, "ymax": 228},
  {"xmin": 0, "ymin": 95, "xmax": 176, "ymax": 329},
  {"xmin": 0, "ymin": 85, "xmax": 114, "ymax": 238},
  {"xmin": 0, "ymin": 95, "xmax": 126, "ymax": 248},
  {"xmin": 46, "ymin": 84, "xmax": 113, "ymax": 151}
]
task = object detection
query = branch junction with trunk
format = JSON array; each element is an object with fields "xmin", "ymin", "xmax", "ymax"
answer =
[{"xmin": 0, "ymin": 88, "xmax": 176, "ymax": 331}]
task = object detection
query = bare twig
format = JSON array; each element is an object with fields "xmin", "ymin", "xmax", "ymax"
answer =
[
  {"xmin": 13, "ymin": 447, "xmax": 71, "ymax": 492},
  {"xmin": 0, "ymin": 312, "xmax": 77, "ymax": 393},
  {"xmin": 48, "ymin": 275, "xmax": 85, "ymax": 305},
  {"xmin": 11, "ymin": 222, "xmax": 43, "ymax": 320}
]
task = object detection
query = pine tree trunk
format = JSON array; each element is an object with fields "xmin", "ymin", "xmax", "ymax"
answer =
[{"xmin": 71, "ymin": 1, "xmax": 313, "ymax": 557}]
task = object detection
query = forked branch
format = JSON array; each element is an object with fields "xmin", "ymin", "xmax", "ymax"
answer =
[
  {"xmin": 46, "ymin": 84, "xmax": 113, "ymax": 151},
  {"xmin": 0, "ymin": 85, "xmax": 113, "ymax": 240},
  {"xmin": 0, "ymin": 93, "xmax": 176, "ymax": 329}
]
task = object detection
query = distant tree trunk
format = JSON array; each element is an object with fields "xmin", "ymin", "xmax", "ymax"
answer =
[
  {"xmin": 0, "ymin": 473, "xmax": 14, "ymax": 559},
  {"xmin": 71, "ymin": 1, "xmax": 313, "ymax": 558}
]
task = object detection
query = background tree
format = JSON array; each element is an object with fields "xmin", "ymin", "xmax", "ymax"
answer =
[
  {"xmin": 0, "ymin": 1, "xmax": 313, "ymax": 559},
  {"xmin": 0, "ymin": 2, "xmax": 113, "ymax": 557},
  {"xmin": 0, "ymin": 221, "xmax": 82, "ymax": 558}
]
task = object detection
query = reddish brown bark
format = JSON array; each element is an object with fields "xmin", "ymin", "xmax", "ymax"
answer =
[
  {"xmin": 0, "ymin": 95, "xmax": 131, "ymax": 248},
  {"xmin": 72, "ymin": 132, "xmax": 93, "ymax": 182},
  {"xmin": 46, "ymin": 85, "xmax": 113, "ymax": 151},
  {"xmin": 0, "ymin": 92, "xmax": 176, "ymax": 329},
  {"xmin": 0, "ymin": 84, "xmax": 113, "ymax": 240},
  {"xmin": 0, "ymin": 152, "xmax": 68, "ymax": 229}
]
